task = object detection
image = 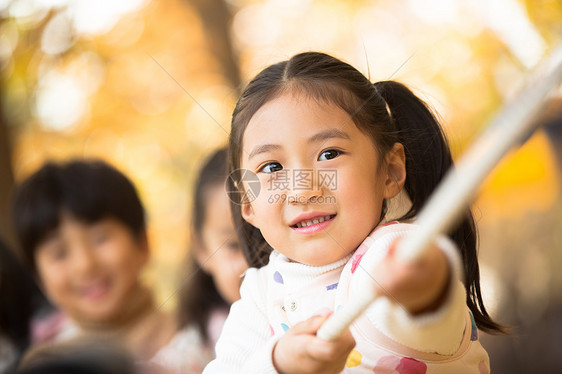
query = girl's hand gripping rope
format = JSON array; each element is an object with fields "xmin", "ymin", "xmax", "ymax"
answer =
[
  {"xmin": 373, "ymin": 239, "xmax": 451, "ymax": 315},
  {"xmin": 317, "ymin": 238, "xmax": 451, "ymax": 341},
  {"xmin": 273, "ymin": 313, "xmax": 356, "ymax": 374}
]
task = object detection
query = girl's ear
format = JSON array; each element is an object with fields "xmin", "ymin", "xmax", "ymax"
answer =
[
  {"xmin": 383, "ymin": 142, "xmax": 406, "ymax": 199},
  {"xmin": 241, "ymin": 202, "xmax": 258, "ymax": 228}
]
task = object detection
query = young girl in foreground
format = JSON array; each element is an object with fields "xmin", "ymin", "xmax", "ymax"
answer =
[{"xmin": 204, "ymin": 52, "xmax": 502, "ymax": 373}]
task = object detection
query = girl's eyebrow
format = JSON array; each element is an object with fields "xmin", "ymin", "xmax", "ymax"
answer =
[
  {"xmin": 248, "ymin": 144, "xmax": 281, "ymax": 160},
  {"xmin": 308, "ymin": 129, "xmax": 350, "ymax": 144},
  {"xmin": 248, "ymin": 129, "xmax": 350, "ymax": 160}
]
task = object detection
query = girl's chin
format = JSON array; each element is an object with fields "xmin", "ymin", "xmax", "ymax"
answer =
[{"xmin": 76, "ymin": 303, "xmax": 122, "ymax": 324}]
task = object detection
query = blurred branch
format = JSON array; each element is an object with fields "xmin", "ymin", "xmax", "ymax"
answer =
[{"xmin": 189, "ymin": 0, "xmax": 242, "ymax": 91}]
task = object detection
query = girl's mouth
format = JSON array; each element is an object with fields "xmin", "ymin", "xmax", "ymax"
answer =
[
  {"xmin": 290, "ymin": 214, "xmax": 336, "ymax": 234},
  {"xmin": 80, "ymin": 280, "xmax": 111, "ymax": 301},
  {"xmin": 291, "ymin": 214, "xmax": 336, "ymax": 228}
]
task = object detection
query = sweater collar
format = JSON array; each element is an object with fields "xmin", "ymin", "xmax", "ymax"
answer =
[{"xmin": 269, "ymin": 251, "xmax": 352, "ymax": 289}]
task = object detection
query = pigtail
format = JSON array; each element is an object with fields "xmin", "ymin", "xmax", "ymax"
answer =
[{"xmin": 375, "ymin": 80, "xmax": 504, "ymax": 333}]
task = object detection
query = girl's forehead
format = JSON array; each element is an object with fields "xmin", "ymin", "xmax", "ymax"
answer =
[
  {"xmin": 243, "ymin": 82, "xmax": 368, "ymax": 133},
  {"xmin": 246, "ymin": 92, "xmax": 352, "ymax": 133},
  {"xmin": 240, "ymin": 93, "xmax": 374, "ymax": 163},
  {"xmin": 245, "ymin": 95, "xmax": 337, "ymax": 140}
]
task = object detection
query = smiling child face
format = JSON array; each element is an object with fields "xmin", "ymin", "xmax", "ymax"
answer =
[
  {"xmin": 240, "ymin": 92, "xmax": 401, "ymax": 266},
  {"xmin": 35, "ymin": 213, "xmax": 149, "ymax": 325}
]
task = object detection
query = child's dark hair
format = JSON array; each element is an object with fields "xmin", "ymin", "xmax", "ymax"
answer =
[
  {"xmin": 177, "ymin": 147, "xmax": 230, "ymax": 343},
  {"xmin": 18, "ymin": 337, "xmax": 136, "ymax": 374},
  {"xmin": 0, "ymin": 238, "xmax": 47, "ymax": 366},
  {"xmin": 12, "ymin": 159, "xmax": 146, "ymax": 273},
  {"xmin": 227, "ymin": 51, "xmax": 502, "ymax": 333}
]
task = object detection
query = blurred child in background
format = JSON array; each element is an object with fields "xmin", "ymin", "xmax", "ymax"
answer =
[
  {"xmin": 12, "ymin": 159, "xmax": 209, "ymax": 373},
  {"xmin": 177, "ymin": 147, "xmax": 248, "ymax": 359}
]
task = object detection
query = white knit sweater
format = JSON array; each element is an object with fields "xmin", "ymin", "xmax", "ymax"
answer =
[{"xmin": 203, "ymin": 223, "xmax": 490, "ymax": 373}]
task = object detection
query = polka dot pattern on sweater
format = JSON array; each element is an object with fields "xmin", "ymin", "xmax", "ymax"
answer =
[
  {"xmin": 274, "ymin": 271, "xmax": 284, "ymax": 284},
  {"xmin": 374, "ymin": 355, "xmax": 427, "ymax": 373},
  {"xmin": 345, "ymin": 350, "xmax": 362, "ymax": 367},
  {"xmin": 351, "ymin": 252, "xmax": 365, "ymax": 274}
]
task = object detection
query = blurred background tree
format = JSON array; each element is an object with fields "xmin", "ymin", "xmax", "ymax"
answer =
[{"xmin": 1, "ymin": 0, "xmax": 561, "ymax": 371}]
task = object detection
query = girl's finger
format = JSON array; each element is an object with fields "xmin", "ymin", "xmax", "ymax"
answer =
[
  {"xmin": 289, "ymin": 314, "xmax": 331, "ymax": 335},
  {"xmin": 306, "ymin": 331, "xmax": 356, "ymax": 362}
]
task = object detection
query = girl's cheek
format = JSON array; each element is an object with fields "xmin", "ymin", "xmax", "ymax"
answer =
[
  {"xmin": 40, "ymin": 266, "xmax": 69, "ymax": 302},
  {"xmin": 37, "ymin": 258, "xmax": 60, "ymax": 284}
]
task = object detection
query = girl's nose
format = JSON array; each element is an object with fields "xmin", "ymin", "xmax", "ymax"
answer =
[
  {"xmin": 72, "ymin": 245, "xmax": 97, "ymax": 274},
  {"xmin": 288, "ymin": 171, "xmax": 324, "ymax": 204},
  {"xmin": 289, "ymin": 188, "xmax": 323, "ymax": 205}
]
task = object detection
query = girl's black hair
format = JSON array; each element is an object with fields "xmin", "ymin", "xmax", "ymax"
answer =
[
  {"xmin": 17, "ymin": 337, "xmax": 136, "ymax": 374},
  {"xmin": 177, "ymin": 147, "xmax": 230, "ymax": 343},
  {"xmin": 12, "ymin": 159, "xmax": 146, "ymax": 274},
  {"xmin": 227, "ymin": 51, "xmax": 503, "ymax": 333},
  {"xmin": 0, "ymin": 238, "xmax": 47, "ymax": 367}
]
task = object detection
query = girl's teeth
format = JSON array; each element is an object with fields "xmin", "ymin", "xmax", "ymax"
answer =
[{"xmin": 295, "ymin": 215, "xmax": 333, "ymax": 228}]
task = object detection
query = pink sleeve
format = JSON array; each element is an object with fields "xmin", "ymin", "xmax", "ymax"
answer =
[{"xmin": 342, "ymin": 223, "xmax": 467, "ymax": 355}]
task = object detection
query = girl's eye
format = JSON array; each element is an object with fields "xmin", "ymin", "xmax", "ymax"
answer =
[
  {"xmin": 92, "ymin": 232, "xmax": 110, "ymax": 246},
  {"xmin": 37, "ymin": 235, "xmax": 67, "ymax": 262},
  {"xmin": 226, "ymin": 241, "xmax": 240, "ymax": 252},
  {"xmin": 258, "ymin": 162, "xmax": 283, "ymax": 173},
  {"xmin": 318, "ymin": 149, "xmax": 341, "ymax": 161},
  {"xmin": 90, "ymin": 226, "xmax": 112, "ymax": 246},
  {"xmin": 49, "ymin": 245, "xmax": 68, "ymax": 261}
]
